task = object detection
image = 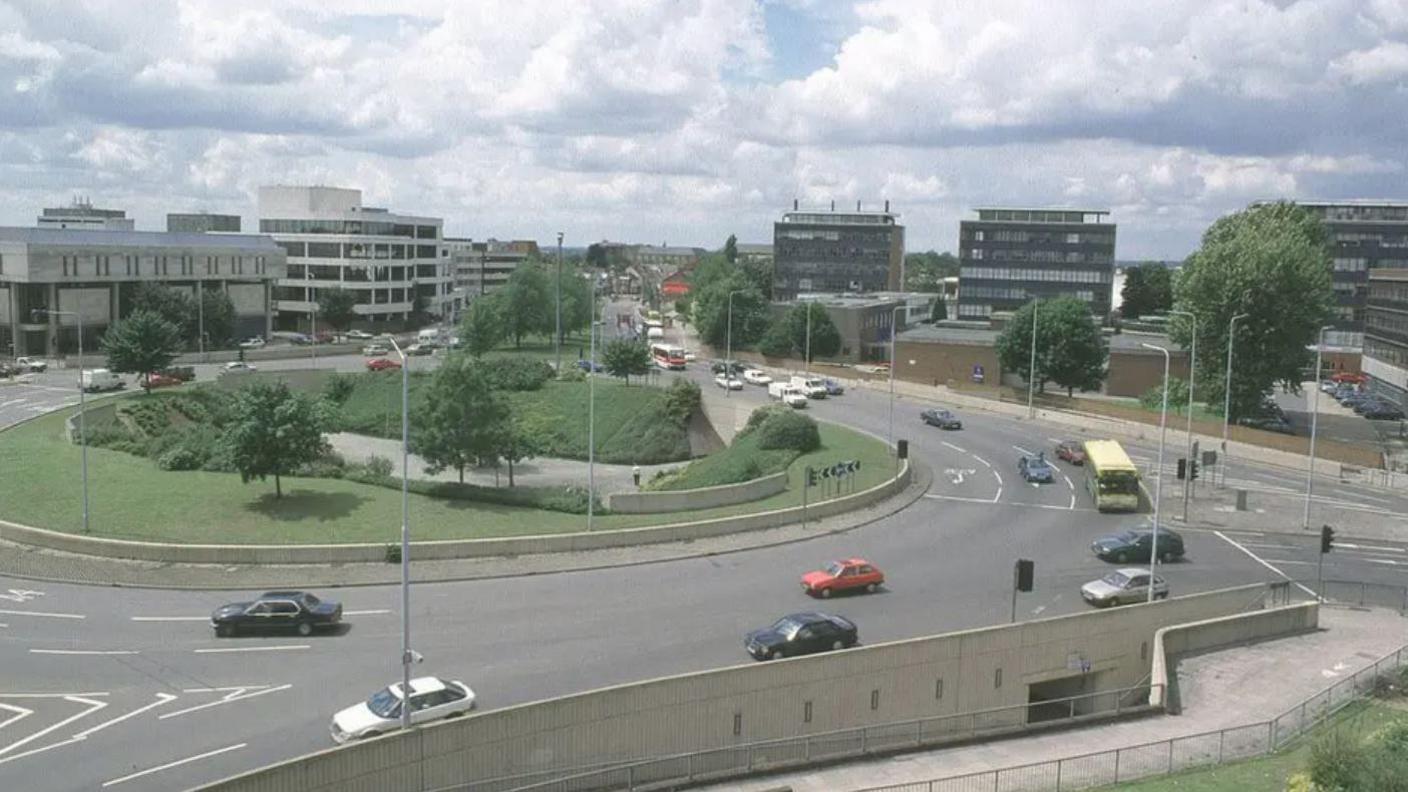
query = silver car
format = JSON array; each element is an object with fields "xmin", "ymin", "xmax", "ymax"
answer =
[{"xmin": 1080, "ymin": 568, "xmax": 1168, "ymax": 607}]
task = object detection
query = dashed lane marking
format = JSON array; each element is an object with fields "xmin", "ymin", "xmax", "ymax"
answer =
[
  {"xmin": 102, "ymin": 742, "xmax": 247, "ymax": 788},
  {"xmin": 193, "ymin": 644, "xmax": 309, "ymax": 654},
  {"xmin": 1047, "ymin": 437, "xmax": 1064, "ymax": 444},
  {"xmin": 992, "ymin": 487, "xmax": 1002, "ymax": 503},
  {"xmin": 29, "ymin": 649, "xmax": 138, "ymax": 656},
  {"xmin": 344, "ymin": 609, "xmax": 392, "ymax": 616},
  {"xmin": 1062, "ymin": 474, "xmax": 1074, "ymax": 491},
  {"xmin": 1339, "ymin": 542, "xmax": 1407, "ymax": 554},
  {"xmin": 1213, "ymin": 530, "xmax": 1319, "ymax": 598},
  {"xmin": 131, "ymin": 616, "xmax": 209, "ymax": 622},
  {"xmin": 1012, "ymin": 444, "xmax": 1035, "ymax": 456},
  {"xmin": 0, "ymin": 609, "xmax": 84, "ymax": 620},
  {"xmin": 941, "ymin": 441, "xmax": 967, "ymax": 453},
  {"xmin": 922, "ymin": 493, "xmax": 1099, "ymax": 512}
]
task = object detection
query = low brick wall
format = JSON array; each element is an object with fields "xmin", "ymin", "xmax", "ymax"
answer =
[{"xmin": 606, "ymin": 472, "xmax": 788, "ymax": 514}]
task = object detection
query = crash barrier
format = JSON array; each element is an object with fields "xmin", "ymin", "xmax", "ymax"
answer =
[
  {"xmin": 192, "ymin": 584, "xmax": 1271, "ymax": 792},
  {"xmin": 605, "ymin": 472, "xmax": 788, "ymax": 513}
]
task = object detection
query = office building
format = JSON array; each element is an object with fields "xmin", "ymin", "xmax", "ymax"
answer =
[
  {"xmin": 736, "ymin": 243, "xmax": 774, "ymax": 266},
  {"xmin": 1364, "ymin": 266, "xmax": 1408, "ymax": 412},
  {"xmin": 447, "ymin": 238, "xmax": 537, "ymax": 300},
  {"xmin": 956, "ymin": 208, "xmax": 1116, "ymax": 320},
  {"xmin": 0, "ymin": 227, "xmax": 285, "ymax": 357},
  {"xmin": 629, "ymin": 245, "xmax": 703, "ymax": 272},
  {"xmin": 769, "ymin": 291, "xmax": 935, "ymax": 362},
  {"xmin": 258, "ymin": 186, "xmax": 452, "ymax": 330},
  {"xmin": 37, "ymin": 199, "xmax": 134, "ymax": 231},
  {"xmin": 167, "ymin": 213, "xmax": 241, "ymax": 234},
  {"xmin": 773, "ymin": 202, "xmax": 905, "ymax": 300}
]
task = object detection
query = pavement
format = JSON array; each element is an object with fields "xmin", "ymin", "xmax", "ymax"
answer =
[{"xmin": 700, "ymin": 606, "xmax": 1408, "ymax": 792}]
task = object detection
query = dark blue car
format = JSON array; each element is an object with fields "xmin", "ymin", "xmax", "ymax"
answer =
[{"xmin": 1017, "ymin": 453, "xmax": 1055, "ymax": 483}]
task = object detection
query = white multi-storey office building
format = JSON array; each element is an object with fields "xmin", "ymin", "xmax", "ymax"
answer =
[{"xmin": 258, "ymin": 186, "xmax": 452, "ymax": 331}]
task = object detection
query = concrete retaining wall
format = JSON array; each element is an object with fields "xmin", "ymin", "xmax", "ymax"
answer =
[
  {"xmin": 194, "ymin": 584, "xmax": 1270, "ymax": 792},
  {"xmin": 1150, "ymin": 601, "xmax": 1320, "ymax": 713},
  {"xmin": 606, "ymin": 472, "xmax": 788, "ymax": 514}
]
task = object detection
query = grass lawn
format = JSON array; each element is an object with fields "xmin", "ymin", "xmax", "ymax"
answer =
[
  {"xmin": 0, "ymin": 408, "xmax": 892, "ymax": 544},
  {"xmin": 1098, "ymin": 700, "xmax": 1408, "ymax": 791},
  {"xmin": 651, "ymin": 428, "xmax": 799, "ymax": 490}
]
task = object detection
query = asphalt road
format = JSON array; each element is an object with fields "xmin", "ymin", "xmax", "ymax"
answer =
[{"xmin": 4, "ymin": 331, "xmax": 1408, "ymax": 790}]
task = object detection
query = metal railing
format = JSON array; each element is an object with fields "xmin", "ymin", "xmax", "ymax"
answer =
[
  {"xmin": 440, "ymin": 683, "xmax": 1161, "ymax": 792},
  {"xmin": 858, "ymin": 644, "xmax": 1408, "ymax": 792},
  {"xmin": 1312, "ymin": 579, "xmax": 1408, "ymax": 614}
]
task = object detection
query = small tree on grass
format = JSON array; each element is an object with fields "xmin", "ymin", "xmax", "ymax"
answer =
[
  {"xmin": 996, "ymin": 297, "xmax": 1107, "ymax": 397},
  {"xmin": 786, "ymin": 303, "xmax": 841, "ymax": 362},
  {"xmin": 493, "ymin": 413, "xmax": 545, "ymax": 487},
  {"xmin": 100, "ymin": 309, "xmax": 183, "ymax": 390},
  {"xmin": 224, "ymin": 381, "xmax": 332, "ymax": 498},
  {"xmin": 757, "ymin": 318, "xmax": 793, "ymax": 358},
  {"xmin": 602, "ymin": 339, "xmax": 652, "ymax": 385},
  {"xmin": 316, "ymin": 288, "xmax": 359, "ymax": 333},
  {"xmin": 411, "ymin": 359, "xmax": 507, "ymax": 483},
  {"xmin": 458, "ymin": 294, "xmax": 505, "ymax": 357}
]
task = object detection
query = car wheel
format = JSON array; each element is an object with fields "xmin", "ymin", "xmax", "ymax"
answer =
[
  {"xmin": 831, "ymin": 640, "xmax": 844, "ymax": 651},
  {"xmin": 761, "ymin": 648, "xmax": 774, "ymax": 660},
  {"xmin": 865, "ymin": 582, "xmax": 878, "ymax": 594},
  {"xmin": 297, "ymin": 622, "xmax": 313, "ymax": 637},
  {"xmin": 819, "ymin": 587, "xmax": 832, "ymax": 599}
]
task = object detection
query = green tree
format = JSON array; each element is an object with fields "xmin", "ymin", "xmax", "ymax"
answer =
[
  {"xmin": 724, "ymin": 234, "xmax": 738, "ymax": 264},
  {"xmin": 223, "ymin": 381, "xmax": 332, "ymax": 498},
  {"xmin": 491, "ymin": 413, "xmax": 545, "ymax": 487},
  {"xmin": 1119, "ymin": 263, "xmax": 1174, "ymax": 319},
  {"xmin": 903, "ymin": 251, "xmax": 960, "ymax": 292},
  {"xmin": 1139, "ymin": 376, "xmax": 1189, "ymax": 412},
  {"xmin": 458, "ymin": 294, "xmax": 505, "ymax": 357},
  {"xmin": 996, "ymin": 298, "xmax": 1108, "ymax": 396},
  {"xmin": 556, "ymin": 265, "xmax": 596, "ymax": 340},
  {"xmin": 931, "ymin": 296, "xmax": 948, "ymax": 322},
  {"xmin": 1172, "ymin": 201, "xmax": 1335, "ymax": 420},
  {"xmin": 786, "ymin": 303, "xmax": 841, "ymax": 362},
  {"xmin": 316, "ymin": 288, "xmax": 359, "ymax": 333},
  {"xmin": 196, "ymin": 288, "xmax": 236, "ymax": 348},
  {"xmin": 602, "ymin": 339, "xmax": 652, "ymax": 384},
  {"xmin": 757, "ymin": 318, "xmax": 794, "ymax": 358},
  {"xmin": 503, "ymin": 261, "xmax": 552, "ymax": 347},
  {"xmin": 411, "ymin": 359, "xmax": 507, "ymax": 483},
  {"xmin": 691, "ymin": 276, "xmax": 769, "ymax": 349},
  {"xmin": 127, "ymin": 282, "xmax": 235, "ymax": 349},
  {"xmin": 99, "ymin": 309, "xmax": 183, "ymax": 389},
  {"xmin": 586, "ymin": 243, "xmax": 608, "ymax": 270},
  {"xmin": 741, "ymin": 256, "xmax": 774, "ymax": 300}
]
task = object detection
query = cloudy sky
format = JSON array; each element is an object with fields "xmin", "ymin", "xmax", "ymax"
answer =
[{"xmin": 1, "ymin": 0, "xmax": 1405, "ymax": 259}]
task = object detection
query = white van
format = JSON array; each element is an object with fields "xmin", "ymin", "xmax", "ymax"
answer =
[
  {"xmin": 789, "ymin": 375, "xmax": 828, "ymax": 399},
  {"xmin": 81, "ymin": 369, "xmax": 124, "ymax": 393},
  {"xmin": 417, "ymin": 328, "xmax": 442, "ymax": 346},
  {"xmin": 646, "ymin": 326, "xmax": 664, "ymax": 341},
  {"xmin": 767, "ymin": 382, "xmax": 809, "ymax": 408}
]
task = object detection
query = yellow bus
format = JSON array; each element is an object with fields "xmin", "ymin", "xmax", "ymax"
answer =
[{"xmin": 1082, "ymin": 440, "xmax": 1141, "ymax": 512}]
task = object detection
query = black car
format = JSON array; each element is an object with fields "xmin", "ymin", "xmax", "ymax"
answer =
[
  {"xmin": 745, "ymin": 612, "xmax": 858, "ymax": 661},
  {"xmin": 1363, "ymin": 403, "xmax": 1405, "ymax": 421},
  {"xmin": 210, "ymin": 591, "xmax": 343, "ymax": 637},
  {"xmin": 1091, "ymin": 528, "xmax": 1185, "ymax": 563},
  {"xmin": 920, "ymin": 408, "xmax": 963, "ymax": 430}
]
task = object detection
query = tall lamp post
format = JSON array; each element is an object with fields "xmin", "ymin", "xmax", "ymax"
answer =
[
  {"xmin": 887, "ymin": 304, "xmax": 904, "ymax": 453},
  {"xmin": 1169, "ymin": 310, "xmax": 1197, "ymax": 521},
  {"xmin": 1141, "ymin": 342, "xmax": 1171, "ymax": 602},
  {"xmin": 555, "ymin": 231, "xmax": 564, "ymax": 373},
  {"xmin": 34, "ymin": 308, "xmax": 88, "ymax": 534},
  {"xmin": 587, "ymin": 307, "xmax": 603, "ymax": 531},
  {"xmin": 1026, "ymin": 299, "xmax": 1040, "ymax": 418},
  {"xmin": 804, "ymin": 300, "xmax": 812, "ymax": 376},
  {"xmin": 724, "ymin": 289, "xmax": 745, "ymax": 399},
  {"xmin": 1303, "ymin": 325, "xmax": 1333, "ymax": 530},
  {"xmin": 1219, "ymin": 313, "xmax": 1249, "ymax": 488},
  {"xmin": 386, "ymin": 337, "xmax": 413, "ymax": 729}
]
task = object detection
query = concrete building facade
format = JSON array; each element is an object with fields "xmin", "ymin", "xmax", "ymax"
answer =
[
  {"xmin": 37, "ymin": 200, "xmax": 134, "ymax": 231},
  {"xmin": 167, "ymin": 213, "xmax": 241, "ymax": 234},
  {"xmin": 1364, "ymin": 266, "xmax": 1408, "ymax": 412},
  {"xmin": 773, "ymin": 204, "xmax": 905, "ymax": 300},
  {"xmin": 769, "ymin": 292, "xmax": 936, "ymax": 362},
  {"xmin": 0, "ymin": 227, "xmax": 285, "ymax": 358},
  {"xmin": 258, "ymin": 186, "xmax": 451, "ymax": 331},
  {"xmin": 447, "ymin": 238, "xmax": 537, "ymax": 303},
  {"xmin": 957, "ymin": 208, "xmax": 1116, "ymax": 321}
]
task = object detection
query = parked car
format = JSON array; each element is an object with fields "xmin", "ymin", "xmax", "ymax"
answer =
[
  {"xmin": 330, "ymin": 677, "xmax": 475, "ymax": 744},
  {"xmin": 343, "ymin": 329, "xmax": 373, "ymax": 340},
  {"xmin": 714, "ymin": 374, "xmax": 743, "ymax": 390},
  {"xmin": 1331, "ymin": 372, "xmax": 1368, "ymax": 385},
  {"xmin": 80, "ymin": 369, "xmax": 124, "ymax": 392},
  {"xmin": 1353, "ymin": 397, "xmax": 1394, "ymax": 415},
  {"xmin": 145, "ymin": 372, "xmax": 183, "ymax": 389},
  {"xmin": 14, "ymin": 356, "xmax": 47, "ymax": 373},
  {"xmin": 362, "ymin": 344, "xmax": 390, "ymax": 356},
  {"xmin": 210, "ymin": 591, "xmax": 342, "ymax": 637},
  {"xmin": 801, "ymin": 559, "xmax": 885, "ymax": 598},
  {"xmin": 744, "ymin": 612, "xmax": 858, "ymax": 661},
  {"xmin": 682, "ymin": 350, "xmax": 697, "ymax": 362},
  {"xmin": 367, "ymin": 358, "xmax": 402, "ymax": 372},
  {"xmin": 222, "ymin": 361, "xmax": 257, "ymax": 374},
  {"xmin": 822, "ymin": 379, "xmax": 845, "ymax": 396},
  {"xmin": 0, "ymin": 363, "xmax": 14, "ymax": 378},
  {"xmin": 1091, "ymin": 528, "xmax": 1185, "ymax": 563},
  {"xmin": 920, "ymin": 408, "xmax": 962, "ymax": 429},
  {"xmin": 768, "ymin": 382, "xmax": 809, "ymax": 408},
  {"xmin": 404, "ymin": 343, "xmax": 434, "ymax": 357},
  {"xmin": 743, "ymin": 369, "xmax": 772, "ymax": 386},
  {"xmin": 238, "ymin": 337, "xmax": 266, "ymax": 350},
  {"xmin": 1319, "ymin": 379, "xmax": 1339, "ymax": 394},
  {"xmin": 1054, "ymin": 440, "xmax": 1086, "ymax": 465},
  {"xmin": 1080, "ymin": 569, "xmax": 1168, "ymax": 607},
  {"xmin": 1237, "ymin": 416, "xmax": 1294, "ymax": 435},
  {"xmin": 575, "ymin": 359, "xmax": 603, "ymax": 372},
  {"xmin": 1017, "ymin": 452, "xmax": 1055, "ymax": 483},
  {"xmin": 1363, "ymin": 403, "xmax": 1406, "ymax": 421},
  {"xmin": 160, "ymin": 366, "xmax": 196, "ymax": 382}
]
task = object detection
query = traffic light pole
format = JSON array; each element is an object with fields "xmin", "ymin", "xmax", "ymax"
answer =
[{"xmin": 1010, "ymin": 564, "xmax": 1019, "ymax": 624}]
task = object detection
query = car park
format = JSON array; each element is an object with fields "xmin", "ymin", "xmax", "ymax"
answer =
[
  {"xmin": 1081, "ymin": 568, "xmax": 1168, "ymax": 607},
  {"xmin": 367, "ymin": 358, "xmax": 402, "ymax": 371},
  {"xmin": 743, "ymin": 369, "xmax": 772, "ymax": 386},
  {"xmin": 362, "ymin": 344, "xmax": 390, "ymax": 356},
  {"xmin": 1017, "ymin": 452, "xmax": 1055, "ymax": 483},
  {"xmin": 744, "ymin": 612, "xmax": 858, "ymax": 661},
  {"xmin": 330, "ymin": 677, "xmax": 475, "ymax": 743},
  {"xmin": 714, "ymin": 373, "xmax": 744, "ymax": 390},
  {"xmin": 1091, "ymin": 528, "xmax": 1185, "ymax": 563},
  {"xmin": 210, "ymin": 591, "xmax": 342, "ymax": 637},
  {"xmin": 1353, "ymin": 397, "xmax": 1395, "ymax": 415},
  {"xmin": 800, "ymin": 559, "xmax": 884, "ymax": 598},
  {"xmin": 1363, "ymin": 403, "xmax": 1405, "ymax": 421},
  {"xmin": 920, "ymin": 408, "xmax": 962, "ymax": 429},
  {"xmin": 223, "ymin": 361, "xmax": 257, "ymax": 373},
  {"xmin": 1054, "ymin": 440, "xmax": 1086, "ymax": 465}
]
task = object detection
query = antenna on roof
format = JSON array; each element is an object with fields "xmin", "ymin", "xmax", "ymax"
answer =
[
  {"xmin": 885, "ymin": 199, "xmax": 890, "ymax": 212},
  {"xmin": 830, "ymin": 199, "xmax": 835, "ymax": 211},
  {"xmin": 857, "ymin": 200, "xmax": 862, "ymax": 211}
]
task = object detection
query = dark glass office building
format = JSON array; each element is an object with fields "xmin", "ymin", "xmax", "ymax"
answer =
[
  {"xmin": 1364, "ymin": 267, "xmax": 1408, "ymax": 412},
  {"xmin": 773, "ymin": 205, "xmax": 904, "ymax": 300},
  {"xmin": 956, "ymin": 208, "xmax": 1116, "ymax": 321}
]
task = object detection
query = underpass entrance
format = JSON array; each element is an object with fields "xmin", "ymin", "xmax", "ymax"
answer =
[{"xmin": 1027, "ymin": 672, "xmax": 1099, "ymax": 723}]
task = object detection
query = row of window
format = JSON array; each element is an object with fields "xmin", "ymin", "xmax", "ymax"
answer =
[
  {"xmin": 1315, "ymin": 205, "xmax": 1408, "ymax": 222},
  {"xmin": 1366, "ymin": 311, "xmax": 1408, "ymax": 339},
  {"xmin": 969, "ymin": 230, "xmax": 1115, "ymax": 246},
  {"xmin": 260, "ymin": 219, "xmax": 440, "ymax": 239},
  {"xmin": 965, "ymin": 248, "xmax": 1113, "ymax": 264},
  {"xmin": 961, "ymin": 266, "xmax": 1111, "ymax": 283},
  {"xmin": 284, "ymin": 264, "xmax": 448, "ymax": 282},
  {"xmin": 1333, "ymin": 258, "xmax": 1369, "ymax": 272},
  {"xmin": 1335, "ymin": 233, "xmax": 1408, "ymax": 247},
  {"xmin": 1365, "ymin": 336, "xmax": 1408, "ymax": 368},
  {"xmin": 57, "ymin": 254, "xmax": 270, "ymax": 278},
  {"xmin": 957, "ymin": 304, "xmax": 993, "ymax": 317},
  {"xmin": 1369, "ymin": 281, "xmax": 1408, "ymax": 305},
  {"xmin": 961, "ymin": 286, "xmax": 1098, "ymax": 302},
  {"xmin": 276, "ymin": 241, "xmax": 440, "ymax": 260}
]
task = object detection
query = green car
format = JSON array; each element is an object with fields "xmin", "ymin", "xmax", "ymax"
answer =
[{"xmin": 1091, "ymin": 528, "xmax": 1185, "ymax": 563}]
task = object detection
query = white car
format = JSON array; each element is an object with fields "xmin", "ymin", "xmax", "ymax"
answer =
[
  {"xmin": 343, "ymin": 330, "xmax": 373, "ymax": 340},
  {"xmin": 362, "ymin": 344, "xmax": 390, "ymax": 356},
  {"xmin": 683, "ymin": 350, "xmax": 697, "ymax": 362},
  {"xmin": 330, "ymin": 677, "xmax": 475, "ymax": 743},
  {"xmin": 714, "ymin": 374, "xmax": 743, "ymax": 390},
  {"xmin": 743, "ymin": 369, "xmax": 772, "ymax": 386},
  {"xmin": 238, "ymin": 337, "xmax": 266, "ymax": 350},
  {"xmin": 223, "ymin": 361, "xmax": 257, "ymax": 373},
  {"xmin": 14, "ymin": 356, "xmax": 47, "ymax": 373}
]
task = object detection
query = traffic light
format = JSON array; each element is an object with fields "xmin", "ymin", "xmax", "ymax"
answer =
[
  {"xmin": 1320, "ymin": 524, "xmax": 1335, "ymax": 554},
  {"xmin": 1176, "ymin": 459, "xmax": 1187, "ymax": 480},
  {"xmin": 1015, "ymin": 559, "xmax": 1035, "ymax": 592},
  {"xmin": 805, "ymin": 467, "xmax": 817, "ymax": 487},
  {"xmin": 1189, "ymin": 460, "xmax": 1199, "ymax": 481}
]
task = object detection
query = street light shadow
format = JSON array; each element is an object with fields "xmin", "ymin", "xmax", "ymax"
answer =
[{"xmin": 244, "ymin": 490, "xmax": 370, "ymax": 522}]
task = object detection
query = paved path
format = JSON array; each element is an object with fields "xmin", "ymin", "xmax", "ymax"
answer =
[{"xmin": 702, "ymin": 606, "xmax": 1408, "ymax": 792}]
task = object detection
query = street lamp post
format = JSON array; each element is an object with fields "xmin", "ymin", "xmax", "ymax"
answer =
[
  {"xmin": 1303, "ymin": 325, "xmax": 1333, "ymax": 530},
  {"xmin": 725, "ymin": 289, "xmax": 745, "ymax": 399},
  {"xmin": 587, "ymin": 310, "xmax": 603, "ymax": 531},
  {"xmin": 1026, "ymin": 299, "xmax": 1039, "ymax": 418},
  {"xmin": 804, "ymin": 300, "xmax": 811, "ymax": 376},
  {"xmin": 1142, "ymin": 342, "xmax": 1171, "ymax": 602},
  {"xmin": 555, "ymin": 232, "xmax": 564, "ymax": 374},
  {"xmin": 197, "ymin": 282, "xmax": 205, "ymax": 362},
  {"xmin": 386, "ymin": 338, "xmax": 412, "ymax": 730},
  {"xmin": 35, "ymin": 308, "xmax": 88, "ymax": 534},
  {"xmin": 1219, "ymin": 313, "xmax": 1249, "ymax": 488},
  {"xmin": 888, "ymin": 305, "xmax": 904, "ymax": 453},
  {"xmin": 1169, "ymin": 310, "xmax": 1197, "ymax": 521}
]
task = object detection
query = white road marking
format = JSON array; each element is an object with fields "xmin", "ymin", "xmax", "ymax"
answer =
[
  {"xmin": 193, "ymin": 644, "xmax": 309, "ymax": 654},
  {"xmin": 921, "ymin": 493, "xmax": 1101, "ymax": 513},
  {"xmin": 992, "ymin": 470, "xmax": 1004, "ymax": 486},
  {"xmin": 0, "ymin": 704, "xmax": 32, "ymax": 732},
  {"xmin": 971, "ymin": 455, "xmax": 991, "ymax": 468},
  {"xmin": 1062, "ymin": 474, "xmax": 1074, "ymax": 491},
  {"xmin": 0, "ymin": 692, "xmax": 109, "ymax": 698},
  {"xmin": 992, "ymin": 487, "xmax": 1003, "ymax": 503},
  {"xmin": 941, "ymin": 441, "xmax": 967, "ymax": 453},
  {"xmin": 1214, "ymin": 530, "xmax": 1319, "ymax": 598},
  {"xmin": 1339, "ymin": 542, "xmax": 1406, "ymax": 554},
  {"xmin": 1047, "ymin": 437, "xmax": 1064, "ymax": 444},
  {"xmin": 0, "ymin": 695, "xmax": 106, "ymax": 760},
  {"xmin": 1068, "ymin": 493, "xmax": 1076, "ymax": 510},
  {"xmin": 0, "ymin": 589, "xmax": 43, "ymax": 603},
  {"xmin": 72, "ymin": 694, "xmax": 177, "ymax": 739},
  {"xmin": 29, "ymin": 649, "xmax": 138, "ymax": 656},
  {"xmin": 1013, "ymin": 444, "xmax": 1035, "ymax": 456},
  {"xmin": 344, "ymin": 609, "xmax": 392, "ymax": 616},
  {"xmin": 102, "ymin": 742, "xmax": 247, "ymax": 787},
  {"xmin": 1343, "ymin": 492, "xmax": 1394, "ymax": 505},
  {"xmin": 0, "ymin": 609, "xmax": 84, "ymax": 620},
  {"xmin": 131, "ymin": 616, "xmax": 209, "ymax": 622},
  {"xmin": 1366, "ymin": 558, "xmax": 1401, "ymax": 566},
  {"xmin": 0, "ymin": 399, "xmax": 28, "ymax": 409},
  {"xmin": 159, "ymin": 685, "xmax": 292, "ymax": 720}
]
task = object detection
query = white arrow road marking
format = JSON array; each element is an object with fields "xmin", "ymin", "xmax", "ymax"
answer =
[
  {"xmin": 0, "ymin": 704, "xmax": 33, "ymax": 732},
  {"xmin": 102, "ymin": 742, "xmax": 247, "ymax": 788},
  {"xmin": 72, "ymin": 694, "xmax": 177, "ymax": 740},
  {"xmin": 0, "ymin": 589, "xmax": 44, "ymax": 603},
  {"xmin": 0, "ymin": 609, "xmax": 83, "ymax": 620},
  {"xmin": 159, "ymin": 684, "xmax": 292, "ymax": 720},
  {"xmin": 944, "ymin": 468, "xmax": 976, "ymax": 485},
  {"xmin": 0, "ymin": 696, "xmax": 106, "ymax": 760}
]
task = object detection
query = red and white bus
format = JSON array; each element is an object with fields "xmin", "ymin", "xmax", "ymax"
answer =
[{"xmin": 651, "ymin": 343, "xmax": 687, "ymax": 370}]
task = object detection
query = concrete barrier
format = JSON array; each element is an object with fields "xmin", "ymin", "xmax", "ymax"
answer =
[
  {"xmin": 606, "ymin": 471, "xmax": 788, "ymax": 513},
  {"xmin": 1149, "ymin": 601, "xmax": 1319, "ymax": 713},
  {"xmin": 193, "ymin": 584, "xmax": 1269, "ymax": 792}
]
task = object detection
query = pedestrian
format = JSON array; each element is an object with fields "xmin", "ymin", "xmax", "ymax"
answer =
[{"xmin": 632, "ymin": 464, "xmax": 642, "ymax": 488}]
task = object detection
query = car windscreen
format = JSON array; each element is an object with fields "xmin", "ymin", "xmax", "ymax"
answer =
[
  {"xmin": 367, "ymin": 688, "xmax": 401, "ymax": 718},
  {"xmin": 770, "ymin": 617, "xmax": 804, "ymax": 637},
  {"xmin": 1101, "ymin": 571, "xmax": 1130, "ymax": 587},
  {"xmin": 825, "ymin": 562, "xmax": 845, "ymax": 576},
  {"xmin": 1113, "ymin": 531, "xmax": 1139, "ymax": 543},
  {"xmin": 299, "ymin": 593, "xmax": 321, "ymax": 608}
]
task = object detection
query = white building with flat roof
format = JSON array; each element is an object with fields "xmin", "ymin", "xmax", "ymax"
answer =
[{"xmin": 258, "ymin": 186, "xmax": 452, "ymax": 330}]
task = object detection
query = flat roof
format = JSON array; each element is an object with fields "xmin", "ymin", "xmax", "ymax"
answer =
[
  {"xmin": 973, "ymin": 207, "xmax": 1111, "ymax": 215},
  {"xmin": 898, "ymin": 324, "xmax": 1184, "ymax": 352},
  {"xmin": 0, "ymin": 226, "xmax": 282, "ymax": 251}
]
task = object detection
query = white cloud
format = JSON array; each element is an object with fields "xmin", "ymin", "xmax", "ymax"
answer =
[{"xmin": 1330, "ymin": 41, "xmax": 1408, "ymax": 83}]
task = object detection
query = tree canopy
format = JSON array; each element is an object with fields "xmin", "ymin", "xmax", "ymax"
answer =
[
  {"xmin": 223, "ymin": 381, "xmax": 332, "ymax": 498},
  {"xmin": 1120, "ymin": 263, "xmax": 1174, "ymax": 319},
  {"xmin": 996, "ymin": 298, "xmax": 1107, "ymax": 396},
  {"xmin": 502, "ymin": 261, "xmax": 552, "ymax": 346},
  {"xmin": 786, "ymin": 303, "xmax": 841, "ymax": 362},
  {"xmin": 411, "ymin": 358, "xmax": 507, "ymax": 483},
  {"xmin": 1171, "ymin": 201, "xmax": 1334, "ymax": 420},
  {"xmin": 458, "ymin": 294, "xmax": 505, "ymax": 357},
  {"xmin": 602, "ymin": 339, "xmax": 652, "ymax": 384},
  {"xmin": 316, "ymin": 288, "xmax": 359, "ymax": 332},
  {"xmin": 903, "ymin": 251, "xmax": 960, "ymax": 292},
  {"xmin": 100, "ymin": 309, "xmax": 183, "ymax": 386},
  {"xmin": 724, "ymin": 234, "xmax": 738, "ymax": 264},
  {"xmin": 126, "ymin": 282, "xmax": 236, "ymax": 348},
  {"xmin": 931, "ymin": 296, "xmax": 948, "ymax": 322}
]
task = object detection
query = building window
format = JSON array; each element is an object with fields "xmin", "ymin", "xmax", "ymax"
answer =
[{"xmin": 307, "ymin": 242, "xmax": 341, "ymax": 259}]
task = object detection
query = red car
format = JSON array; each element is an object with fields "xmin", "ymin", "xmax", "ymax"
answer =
[
  {"xmin": 801, "ymin": 558, "xmax": 885, "ymax": 598},
  {"xmin": 1054, "ymin": 440, "xmax": 1086, "ymax": 465},
  {"xmin": 145, "ymin": 372, "xmax": 183, "ymax": 389},
  {"xmin": 366, "ymin": 358, "xmax": 402, "ymax": 372},
  {"xmin": 1331, "ymin": 372, "xmax": 1367, "ymax": 385}
]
